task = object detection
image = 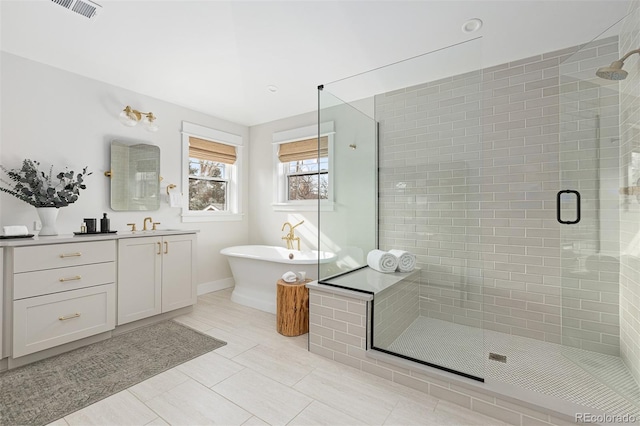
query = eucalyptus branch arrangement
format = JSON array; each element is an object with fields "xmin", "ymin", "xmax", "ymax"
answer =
[{"xmin": 0, "ymin": 159, "xmax": 91, "ymax": 208}]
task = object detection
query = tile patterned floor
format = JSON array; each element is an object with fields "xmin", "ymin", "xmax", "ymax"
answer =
[
  {"xmin": 386, "ymin": 317, "xmax": 640, "ymax": 417},
  {"xmin": 45, "ymin": 289, "xmax": 508, "ymax": 426}
]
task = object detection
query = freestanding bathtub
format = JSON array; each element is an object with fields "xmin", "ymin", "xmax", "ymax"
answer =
[{"xmin": 221, "ymin": 245, "xmax": 336, "ymax": 314}]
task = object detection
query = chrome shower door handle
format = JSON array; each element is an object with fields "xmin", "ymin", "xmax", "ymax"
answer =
[{"xmin": 557, "ymin": 190, "xmax": 581, "ymax": 224}]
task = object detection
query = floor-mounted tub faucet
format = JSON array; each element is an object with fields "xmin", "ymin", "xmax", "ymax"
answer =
[{"xmin": 281, "ymin": 220, "xmax": 304, "ymax": 250}]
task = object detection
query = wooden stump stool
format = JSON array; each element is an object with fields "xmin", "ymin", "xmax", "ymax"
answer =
[{"xmin": 276, "ymin": 278, "xmax": 310, "ymax": 336}]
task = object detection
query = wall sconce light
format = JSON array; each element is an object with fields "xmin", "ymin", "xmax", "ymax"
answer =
[{"xmin": 118, "ymin": 105, "xmax": 159, "ymax": 132}]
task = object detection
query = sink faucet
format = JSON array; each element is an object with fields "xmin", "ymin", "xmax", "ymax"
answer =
[
  {"xmin": 281, "ymin": 220, "xmax": 304, "ymax": 250},
  {"xmin": 143, "ymin": 217, "xmax": 153, "ymax": 231}
]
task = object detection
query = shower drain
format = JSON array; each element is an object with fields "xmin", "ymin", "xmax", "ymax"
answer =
[{"xmin": 489, "ymin": 353, "xmax": 507, "ymax": 363}]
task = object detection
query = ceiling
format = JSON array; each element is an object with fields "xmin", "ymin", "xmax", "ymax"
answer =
[{"xmin": 0, "ymin": 0, "xmax": 631, "ymax": 126}]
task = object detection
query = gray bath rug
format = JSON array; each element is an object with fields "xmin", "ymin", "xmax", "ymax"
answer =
[{"xmin": 0, "ymin": 320, "xmax": 226, "ymax": 426}]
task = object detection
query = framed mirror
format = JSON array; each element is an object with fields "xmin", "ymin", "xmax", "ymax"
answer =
[{"xmin": 108, "ymin": 139, "xmax": 160, "ymax": 211}]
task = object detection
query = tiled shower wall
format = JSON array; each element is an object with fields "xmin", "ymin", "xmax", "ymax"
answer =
[
  {"xmin": 619, "ymin": 0, "xmax": 640, "ymax": 386},
  {"xmin": 376, "ymin": 38, "xmax": 622, "ymax": 355}
]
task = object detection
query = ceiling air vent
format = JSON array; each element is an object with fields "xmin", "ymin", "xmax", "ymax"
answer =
[{"xmin": 51, "ymin": 0, "xmax": 102, "ymax": 19}]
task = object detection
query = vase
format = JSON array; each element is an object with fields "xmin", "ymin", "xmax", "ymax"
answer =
[{"xmin": 36, "ymin": 207, "xmax": 60, "ymax": 236}]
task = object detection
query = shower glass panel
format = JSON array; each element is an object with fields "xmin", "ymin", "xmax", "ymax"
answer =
[
  {"xmin": 316, "ymin": 4, "xmax": 640, "ymax": 415},
  {"xmin": 319, "ymin": 37, "xmax": 486, "ymax": 380},
  {"xmin": 559, "ymin": 25, "xmax": 640, "ymax": 416},
  {"xmin": 317, "ymin": 89, "xmax": 377, "ymax": 281}
]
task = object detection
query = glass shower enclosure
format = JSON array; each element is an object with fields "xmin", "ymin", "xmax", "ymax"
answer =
[
  {"xmin": 319, "ymin": 37, "xmax": 486, "ymax": 381},
  {"xmin": 316, "ymin": 7, "xmax": 640, "ymax": 419}
]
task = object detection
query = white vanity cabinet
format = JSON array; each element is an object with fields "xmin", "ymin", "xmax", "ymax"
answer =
[
  {"xmin": 117, "ymin": 233, "xmax": 196, "ymax": 325},
  {"xmin": 10, "ymin": 240, "xmax": 116, "ymax": 358}
]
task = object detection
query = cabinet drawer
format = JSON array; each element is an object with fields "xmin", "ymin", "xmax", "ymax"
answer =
[
  {"xmin": 13, "ymin": 284, "xmax": 115, "ymax": 358},
  {"xmin": 13, "ymin": 262, "xmax": 116, "ymax": 300},
  {"xmin": 13, "ymin": 240, "xmax": 116, "ymax": 273}
]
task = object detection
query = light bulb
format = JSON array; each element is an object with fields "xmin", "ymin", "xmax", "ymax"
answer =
[
  {"xmin": 119, "ymin": 109, "xmax": 137, "ymax": 127},
  {"xmin": 143, "ymin": 114, "xmax": 158, "ymax": 132},
  {"xmin": 119, "ymin": 106, "xmax": 158, "ymax": 131}
]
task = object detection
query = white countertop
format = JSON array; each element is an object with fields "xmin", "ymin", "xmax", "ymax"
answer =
[{"xmin": 0, "ymin": 229, "xmax": 199, "ymax": 247}]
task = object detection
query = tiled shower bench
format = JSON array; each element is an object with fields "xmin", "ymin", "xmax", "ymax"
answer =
[{"xmin": 306, "ymin": 267, "xmax": 590, "ymax": 426}]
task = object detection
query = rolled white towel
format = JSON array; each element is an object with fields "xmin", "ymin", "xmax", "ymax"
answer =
[
  {"xmin": 3, "ymin": 225, "xmax": 29, "ymax": 236},
  {"xmin": 281, "ymin": 271, "xmax": 298, "ymax": 283},
  {"xmin": 367, "ymin": 249, "xmax": 399, "ymax": 273},
  {"xmin": 388, "ymin": 249, "xmax": 416, "ymax": 272}
]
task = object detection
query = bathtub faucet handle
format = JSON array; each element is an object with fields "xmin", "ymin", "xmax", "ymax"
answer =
[{"xmin": 291, "ymin": 220, "xmax": 303, "ymax": 250}]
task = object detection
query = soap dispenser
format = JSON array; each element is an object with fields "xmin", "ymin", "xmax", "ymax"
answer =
[{"xmin": 100, "ymin": 213, "xmax": 110, "ymax": 233}]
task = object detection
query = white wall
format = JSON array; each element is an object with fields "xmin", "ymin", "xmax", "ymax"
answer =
[{"xmin": 0, "ymin": 52, "xmax": 249, "ymax": 288}]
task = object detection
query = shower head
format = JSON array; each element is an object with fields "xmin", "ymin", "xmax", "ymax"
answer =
[
  {"xmin": 596, "ymin": 48, "xmax": 640, "ymax": 80},
  {"xmin": 596, "ymin": 60, "xmax": 628, "ymax": 80}
]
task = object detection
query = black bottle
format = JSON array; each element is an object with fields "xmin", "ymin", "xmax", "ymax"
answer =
[{"xmin": 100, "ymin": 213, "xmax": 110, "ymax": 233}]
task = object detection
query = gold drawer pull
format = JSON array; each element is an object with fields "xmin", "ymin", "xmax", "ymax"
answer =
[
  {"xmin": 157, "ymin": 242, "xmax": 162, "ymax": 255},
  {"xmin": 59, "ymin": 275, "xmax": 82, "ymax": 282},
  {"xmin": 164, "ymin": 241, "xmax": 169, "ymax": 254},
  {"xmin": 59, "ymin": 252, "xmax": 82, "ymax": 258},
  {"xmin": 59, "ymin": 313, "xmax": 81, "ymax": 321}
]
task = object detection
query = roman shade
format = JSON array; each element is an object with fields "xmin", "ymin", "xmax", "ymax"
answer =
[
  {"xmin": 278, "ymin": 136, "xmax": 328, "ymax": 163},
  {"xmin": 189, "ymin": 137, "xmax": 237, "ymax": 164}
]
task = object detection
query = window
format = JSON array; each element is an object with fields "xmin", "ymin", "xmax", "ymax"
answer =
[
  {"xmin": 188, "ymin": 137, "xmax": 235, "ymax": 211},
  {"xmin": 181, "ymin": 122, "xmax": 243, "ymax": 222},
  {"xmin": 272, "ymin": 122, "xmax": 334, "ymax": 211},
  {"xmin": 279, "ymin": 137, "xmax": 329, "ymax": 200}
]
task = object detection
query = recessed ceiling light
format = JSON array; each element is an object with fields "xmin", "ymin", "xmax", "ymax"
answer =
[
  {"xmin": 267, "ymin": 85, "xmax": 279, "ymax": 93},
  {"xmin": 462, "ymin": 18, "xmax": 483, "ymax": 33}
]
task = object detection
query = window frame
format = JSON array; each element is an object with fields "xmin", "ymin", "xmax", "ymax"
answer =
[
  {"xmin": 272, "ymin": 122, "xmax": 334, "ymax": 212},
  {"xmin": 181, "ymin": 121, "xmax": 243, "ymax": 222}
]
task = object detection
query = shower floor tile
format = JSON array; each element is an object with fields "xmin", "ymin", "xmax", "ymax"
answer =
[{"xmin": 385, "ymin": 316, "xmax": 640, "ymax": 417}]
